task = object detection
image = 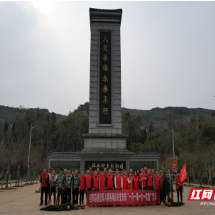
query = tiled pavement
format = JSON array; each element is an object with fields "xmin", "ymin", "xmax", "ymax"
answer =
[{"xmin": 0, "ymin": 183, "xmax": 215, "ymax": 215}]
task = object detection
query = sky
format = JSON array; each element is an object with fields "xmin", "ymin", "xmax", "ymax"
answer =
[{"xmin": 0, "ymin": 1, "xmax": 215, "ymax": 115}]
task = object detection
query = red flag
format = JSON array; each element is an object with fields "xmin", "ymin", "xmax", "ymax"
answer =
[{"xmin": 180, "ymin": 162, "xmax": 186, "ymax": 182}]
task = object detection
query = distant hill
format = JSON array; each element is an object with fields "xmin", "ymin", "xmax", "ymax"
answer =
[
  {"xmin": 0, "ymin": 105, "xmax": 65, "ymax": 127},
  {"xmin": 0, "ymin": 103, "xmax": 213, "ymax": 129}
]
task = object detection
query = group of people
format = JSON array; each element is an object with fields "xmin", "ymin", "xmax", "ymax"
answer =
[{"xmin": 39, "ymin": 166, "xmax": 183, "ymax": 206}]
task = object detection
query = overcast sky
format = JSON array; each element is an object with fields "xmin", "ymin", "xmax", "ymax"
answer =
[{"xmin": 0, "ymin": 1, "xmax": 215, "ymax": 115}]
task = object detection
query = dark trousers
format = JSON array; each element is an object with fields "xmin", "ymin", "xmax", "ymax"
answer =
[
  {"xmin": 51, "ymin": 187, "xmax": 56, "ymax": 202},
  {"xmin": 40, "ymin": 187, "xmax": 48, "ymax": 205},
  {"xmin": 177, "ymin": 187, "xmax": 183, "ymax": 202},
  {"xmin": 57, "ymin": 188, "xmax": 64, "ymax": 204},
  {"xmin": 66, "ymin": 188, "xmax": 71, "ymax": 203},
  {"xmin": 143, "ymin": 187, "xmax": 147, "ymax": 190},
  {"xmin": 80, "ymin": 190, "xmax": 84, "ymax": 204},
  {"xmin": 148, "ymin": 186, "xmax": 153, "ymax": 190},
  {"xmin": 47, "ymin": 184, "xmax": 51, "ymax": 200},
  {"xmin": 63, "ymin": 189, "xmax": 67, "ymax": 204},
  {"xmin": 73, "ymin": 188, "xmax": 79, "ymax": 204}
]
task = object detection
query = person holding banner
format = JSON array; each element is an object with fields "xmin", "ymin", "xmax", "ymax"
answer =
[
  {"xmin": 133, "ymin": 171, "xmax": 139, "ymax": 190},
  {"xmin": 114, "ymin": 169, "xmax": 122, "ymax": 190},
  {"xmin": 99, "ymin": 172, "xmax": 106, "ymax": 190},
  {"xmin": 79, "ymin": 170, "xmax": 85, "ymax": 206},
  {"xmin": 127, "ymin": 172, "xmax": 133, "ymax": 190},
  {"xmin": 92, "ymin": 171, "xmax": 99, "ymax": 191},
  {"xmin": 122, "ymin": 171, "xmax": 128, "ymax": 189},
  {"xmin": 176, "ymin": 171, "xmax": 183, "ymax": 202},
  {"xmin": 147, "ymin": 168, "xmax": 154, "ymax": 190},
  {"xmin": 154, "ymin": 171, "xmax": 161, "ymax": 190},
  {"xmin": 85, "ymin": 169, "xmax": 93, "ymax": 195},
  {"xmin": 106, "ymin": 169, "xmax": 114, "ymax": 190}
]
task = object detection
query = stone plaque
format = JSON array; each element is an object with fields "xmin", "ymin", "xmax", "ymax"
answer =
[{"xmin": 85, "ymin": 161, "xmax": 126, "ymax": 171}]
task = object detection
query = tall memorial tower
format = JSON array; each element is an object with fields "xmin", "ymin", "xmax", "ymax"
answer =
[
  {"xmin": 78, "ymin": 8, "xmax": 133, "ymax": 170},
  {"xmin": 48, "ymin": 8, "xmax": 160, "ymax": 173}
]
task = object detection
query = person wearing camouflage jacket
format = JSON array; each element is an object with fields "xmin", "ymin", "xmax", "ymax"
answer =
[
  {"xmin": 72, "ymin": 169, "xmax": 80, "ymax": 204},
  {"xmin": 57, "ymin": 169, "xmax": 64, "ymax": 204},
  {"xmin": 64, "ymin": 169, "xmax": 73, "ymax": 203}
]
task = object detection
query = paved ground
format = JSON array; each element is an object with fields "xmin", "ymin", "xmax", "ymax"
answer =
[{"xmin": 0, "ymin": 183, "xmax": 215, "ymax": 215}]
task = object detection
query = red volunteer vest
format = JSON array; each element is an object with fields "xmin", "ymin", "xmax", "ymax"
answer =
[
  {"xmin": 93, "ymin": 175, "xmax": 99, "ymax": 189},
  {"xmin": 79, "ymin": 176, "xmax": 85, "ymax": 190},
  {"xmin": 123, "ymin": 175, "xmax": 128, "ymax": 189},
  {"xmin": 115, "ymin": 175, "xmax": 121, "ymax": 190},
  {"xmin": 100, "ymin": 176, "xmax": 106, "ymax": 190},
  {"xmin": 176, "ymin": 176, "xmax": 183, "ymax": 189},
  {"xmin": 147, "ymin": 174, "xmax": 153, "ymax": 186},
  {"xmin": 154, "ymin": 175, "xmax": 160, "ymax": 189},
  {"xmin": 133, "ymin": 175, "xmax": 139, "ymax": 190},
  {"xmin": 161, "ymin": 177, "xmax": 164, "ymax": 189},
  {"xmin": 85, "ymin": 174, "xmax": 92, "ymax": 189},
  {"xmin": 106, "ymin": 174, "xmax": 114, "ymax": 189},
  {"xmin": 127, "ymin": 177, "xmax": 133, "ymax": 190},
  {"xmin": 41, "ymin": 173, "xmax": 49, "ymax": 187}
]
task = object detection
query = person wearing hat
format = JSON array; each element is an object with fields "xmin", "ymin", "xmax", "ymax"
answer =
[{"xmin": 175, "ymin": 171, "xmax": 183, "ymax": 202}]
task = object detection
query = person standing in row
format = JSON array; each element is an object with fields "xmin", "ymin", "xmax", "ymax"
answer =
[
  {"xmin": 133, "ymin": 171, "xmax": 139, "ymax": 190},
  {"xmin": 144, "ymin": 165, "xmax": 148, "ymax": 174},
  {"xmin": 64, "ymin": 168, "xmax": 72, "ymax": 203},
  {"xmin": 139, "ymin": 168, "xmax": 147, "ymax": 190},
  {"xmin": 92, "ymin": 171, "xmax": 99, "ymax": 190},
  {"xmin": 79, "ymin": 170, "xmax": 85, "ymax": 206},
  {"xmin": 63, "ymin": 169, "xmax": 67, "ymax": 203},
  {"xmin": 122, "ymin": 171, "xmax": 128, "ymax": 189},
  {"xmin": 147, "ymin": 168, "xmax": 154, "ymax": 190},
  {"xmin": 85, "ymin": 169, "xmax": 93, "ymax": 195},
  {"xmin": 106, "ymin": 169, "xmax": 114, "ymax": 190},
  {"xmin": 50, "ymin": 169, "xmax": 57, "ymax": 203},
  {"xmin": 176, "ymin": 171, "xmax": 183, "ymax": 202},
  {"xmin": 72, "ymin": 169, "xmax": 80, "ymax": 204},
  {"xmin": 47, "ymin": 167, "xmax": 52, "ymax": 202},
  {"xmin": 154, "ymin": 171, "xmax": 161, "ymax": 190},
  {"xmin": 127, "ymin": 172, "xmax": 133, "ymax": 190},
  {"xmin": 114, "ymin": 169, "xmax": 122, "ymax": 190},
  {"xmin": 39, "ymin": 168, "xmax": 49, "ymax": 206},
  {"xmin": 99, "ymin": 172, "xmax": 106, "ymax": 190},
  {"xmin": 57, "ymin": 169, "xmax": 64, "ymax": 205}
]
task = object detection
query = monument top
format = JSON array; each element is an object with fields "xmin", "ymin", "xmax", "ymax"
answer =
[{"xmin": 89, "ymin": 8, "xmax": 122, "ymax": 25}]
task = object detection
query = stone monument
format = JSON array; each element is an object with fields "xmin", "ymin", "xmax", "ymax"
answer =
[{"xmin": 47, "ymin": 8, "xmax": 160, "ymax": 172}]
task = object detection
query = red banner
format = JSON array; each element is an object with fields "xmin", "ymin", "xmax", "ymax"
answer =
[
  {"xmin": 180, "ymin": 163, "xmax": 187, "ymax": 182},
  {"xmin": 171, "ymin": 158, "xmax": 177, "ymax": 175},
  {"xmin": 87, "ymin": 190, "xmax": 160, "ymax": 206}
]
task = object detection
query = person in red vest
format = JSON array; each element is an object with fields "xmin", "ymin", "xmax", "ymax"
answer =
[
  {"xmin": 151, "ymin": 169, "xmax": 155, "ymax": 177},
  {"xmin": 85, "ymin": 169, "xmax": 93, "ymax": 196},
  {"xmin": 99, "ymin": 172, "xmax": 106, "ymax": 190},
  {"xmin": 39, "ymin": 168, "xmax": 49, "ymax": 206},
  {"xmin": 154, "ymin": 171, "xmax": 161, "ymax": 190},
  {"xmin": 103, "ymin": 168, "xmax": 107, "ymax": 178},
  {"xmin": 106, "ymin": 169, "xmax": 114, "ymax": 190},
  {"xmin": 96, "ymin": 168, "xmax": 101, "ymax": 178},
  {"xmin": 127, "ymin": 172, "xmax": 133, "ymax": 190},
  {"xmin": 121, "ymin": 169, "xmax": 124, "ymax": 177},
  {"xmin": 122, "ymin": 171, "xmax": 128, "ymax": 189},
  {"xmin": 92, "ymin": 171, "xmax": 99, "ymax": 190},
  {"xmin": 139, "ymin": 168, "xmax": 147, "ymax": 190},
  {"xmin": 114, "ymin": 169, "xmax": 122, "ymax": 190},
  {"xmin": 89, "ymin": 167, "xmax": 93, "ymax": 176},
  {"xmin": 128, "ymin": 169, "xmax": 134, "ymax": 177},
  {"xmin": 132, "ymin": 171, "xmax": 139, "ymax": 190},
  {"xmin": 136, "ymin": 169, "xmax": 140, "ymax": 176},
  {"xmin": 79, "ymin": 170, "xmax": 85, "ymax": 206},
  {"xmin": 144, "ymin": 165, "xmax": 148, "ymax": 174},
  {"xmin": 176, "ymin": 171, "xmax": 183, "ymax": 202},
  {"xmin": 147, "ymin": 168, "xmax": 154, "ymax": 190}
]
